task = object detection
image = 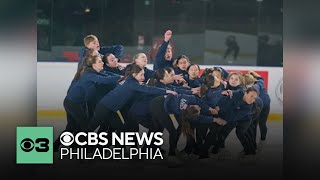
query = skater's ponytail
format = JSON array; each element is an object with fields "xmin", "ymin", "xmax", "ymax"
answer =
[
  {"xmin": 147, "ymin": 68, "xmax": 167, "ymax": 86},
  {"xmin": 180, "ymin": 106, "xmax": 199, "ymax": 138},
  {"xmin": 200, "ymin": 75, "xmax": 215, "ymax": 98}
]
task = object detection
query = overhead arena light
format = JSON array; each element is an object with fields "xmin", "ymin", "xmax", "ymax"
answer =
[{"xmin": 84, "ymin": 7, "xmax": 90, "ymax": 13}]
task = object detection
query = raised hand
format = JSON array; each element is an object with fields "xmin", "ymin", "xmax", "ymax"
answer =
[{"xmin": 164, "ymin": 30, "xmax": 172, "ymax": 42}]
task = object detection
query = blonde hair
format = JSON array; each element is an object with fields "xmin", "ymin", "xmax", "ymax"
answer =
[
  {"xmin": 243, "ymin": 73, "xmax": 256, "ymax": 86},
  {"xmin": 227, "ymin": 71, "xmax": 244, "ymax": 86},
  {"xmin": 83, "ymin": 35, "xmax": 98, "ymax": 46}
]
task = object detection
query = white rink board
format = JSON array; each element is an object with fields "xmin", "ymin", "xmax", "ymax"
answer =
[{"xmin": 37, "ymin": 63, "xmax": 283, "ymax": 114}]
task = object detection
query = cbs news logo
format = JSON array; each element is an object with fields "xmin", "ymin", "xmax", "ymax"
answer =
[
  {"xmin": 16, "ymin": 127, "xmax": 53, "ymax": 164},
  {"xmin": 20, "ymin": 138, "xmax": 49, "ymax": 152}
]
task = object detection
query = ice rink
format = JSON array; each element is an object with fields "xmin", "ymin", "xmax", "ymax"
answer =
[{"xmin": 36, "ymin": 117, "xmax": 283, "ymax": 178}]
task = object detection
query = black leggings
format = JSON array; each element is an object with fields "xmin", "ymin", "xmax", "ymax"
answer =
[
  {"xmin": 64, "ymin": 98, "xmax": 88, "ymax": 132},
  {"xmin": 149, "ymin": 96, "xmax": 180, "ymax": 156},
  {"xmin": 198, "ymin": 122, "xmax": 222, "ymax": 156},
  {"xmin": 216, "ymin": 120, "xmax": 254, "ymax": 155},
  {"xmin": 120, "ymin": 109, "xmax": 151, "ymax": 148},
  {"xmin": 54, "ymin": 98, "xmax": 87, "ymax": 149},
  {"xmin": 245, "ymin": 117, "xmax": 259, "ymax": 150},
  {"xmin": 195, "ymin": 124, "xmax": 209, "ymax": 146},
  {"xmin": 88, "ymin": 103, "xmax": 128, "ymax": 148},
  {"xmin": 259, "ymin": 105, "xmax": 270, "ymax": 140},
  {"xmin": 96, "ymin": 105, "xmax": 130, "ymax": 136},
  {"xmin": 128, "ymin": 100, "xmax": 154, "ymax": 130},
  {"xmin": 88, "ymin": 103, "xmax": 124, "ymax": 133},
  {"xmin": 127, "ymin": 102, "xmax": 153, "ymax": 133}
]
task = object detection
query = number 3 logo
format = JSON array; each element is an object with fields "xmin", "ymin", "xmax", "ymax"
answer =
[
  {"xmin": 35, "ymin": 138, "xmax": 49, "ymax": 152},
  {"xmin": 20, "ymin": 138, "xmax": 49, "ymax": 152}
]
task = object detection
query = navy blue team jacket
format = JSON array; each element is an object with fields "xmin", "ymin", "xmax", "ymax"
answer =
[
  {"xmin": 66, "ymin": 69, "xmax": 120, "ymax": 104},
  {"xmin": 154, "ymin": 40, "xmax": 174, "ymax": 70},
  {"xmin": 253, "ymin": 77, "xmax": 271, "ymax": 107},
  {"xmin": 164, "ymin": 94, "xmax": 211, "ymax": 116},
  {"xmin": 78, "ymin": 45, "xmax": 124, "ymax": 69},
  {"xmin": 99, "ymin": 75, "xmax": 167, "ymax": 112},
  {"xmin": 215, "ymin": 90, "xmax": 256, "ymax": 125}
]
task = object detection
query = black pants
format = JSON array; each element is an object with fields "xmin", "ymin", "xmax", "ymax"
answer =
[
  {"xmin": 182, "ymin": 122, "xmax": 207, "ymax": 155},
  {"xmin": 96, "ymin": 105, "xmax": 129, "ymax": 135},
  {"xmin": 245, "ymin": 117, "xmax": 259, "ymax": 151},
  {"xmin": 54, "ymin": 98, "xmax": 87, "ymax": 150},
  {"xmin": 64, "ymin": 98, "xmax": 88, "ymax": 132},
  {"xmin": 149, "ymin": 96, "xmax": 180, "ymax": 156},
  {"xmin": 88, "ymin": 103, "xmax": 127, "ymax": 148},
  {"xmin": 216, "ymin": 120, "xmax": 254, "ymax": 154},
  {"xmin": 128, "ymin": 100, "xmax": 154, "ymax": 130},
  {"xmin": 127, "ymin": 101, "xmax": 154, "ymax": 133},
  {"xmin": 88, "ymin": 103, "xmax": 124, "ymax": 132},
  {"xmin": 198, "ymin": 122, "xmax": 222, "ymax": 156},
  {"xmin": 259, "ymin": 105, "xmax": 270, "ymax": 140},
  {"xmin": 195, "ymin": 124, "xmax": 209, "ymax": 146},
  {"xmin": 88, "ymin": 102, "xmax": 112, "ymax": 134},
  {"xmin": 121, "ymin": 108, "xmax": 150, "ymax": 148}
]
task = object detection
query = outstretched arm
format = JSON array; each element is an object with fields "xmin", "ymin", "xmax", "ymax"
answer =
[{"xmin": 99, "ymin": 45, "xmax": 124, "ymax": 60}]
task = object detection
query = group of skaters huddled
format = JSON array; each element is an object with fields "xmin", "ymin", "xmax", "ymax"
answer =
[{"xmin": 54, "ymin": 30, "xmax": 271, "ymax": 163}]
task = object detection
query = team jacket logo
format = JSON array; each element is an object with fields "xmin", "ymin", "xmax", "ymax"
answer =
[
  {"xmin": 180, "ymin": 99, "xmax": 188, "ymax": 110},
  {"xmin": 119, "ymin": 80, "xmax": 126, "ymax": 85}
]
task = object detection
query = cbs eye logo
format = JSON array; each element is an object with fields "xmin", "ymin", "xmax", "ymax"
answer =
[
  {"xmin": 16, "ymin": 127, "xmax": 53, "ymax": 164},
  {"xmin": 60, "ymin": 132, "xmax": 74, "ymax": 146},
  {"xmin": 20, "ymin": 138, "xmax": 49, "ymax": 152}
]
